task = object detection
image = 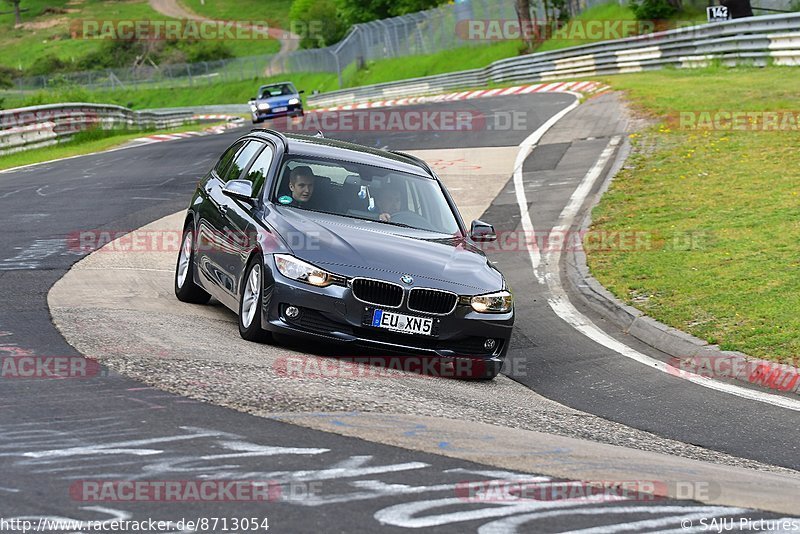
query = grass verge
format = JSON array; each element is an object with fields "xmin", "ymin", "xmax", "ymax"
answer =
[
  {"xmin": 0, "ymin": 120, "xmax": 225, "ymax": 171},
  {"xmin": 589, "ymin": 66, "xmax": 800, "ymax": 363}
]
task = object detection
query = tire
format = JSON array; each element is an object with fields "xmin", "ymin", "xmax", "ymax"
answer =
[
  {"xmin": 238, "ymin": 254, "xmax": 273, "ymax": 343},
  {"xmin": 175, "ymin": 225, "xmax": 211, "ymax": 304}
]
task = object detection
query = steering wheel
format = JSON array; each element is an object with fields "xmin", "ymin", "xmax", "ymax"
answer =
[{"xmin": 388, "ymin": 210, "xmax": 429, "ymax": 228}]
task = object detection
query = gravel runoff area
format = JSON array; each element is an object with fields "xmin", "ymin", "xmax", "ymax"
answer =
[{"xmin": 48, "ymin": 145, "xmax": 800, "ymax": 478}]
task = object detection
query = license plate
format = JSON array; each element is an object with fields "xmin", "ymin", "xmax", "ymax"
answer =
[
  {"xmin": 273, "ymin": 106, "xmax": 288, "ymax": 113},
  {"xmin": 370, "ymin": 309, "xmax": 434, "ymax": 336}
]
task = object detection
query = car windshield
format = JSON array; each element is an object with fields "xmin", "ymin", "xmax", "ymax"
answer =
[
  {"xmin": 259, "ymin": 83, "xmax": 296, "ymax": 98},
  {"xmin": 273, "ymin": 156, "xmax": 461, "ymax": 235}
]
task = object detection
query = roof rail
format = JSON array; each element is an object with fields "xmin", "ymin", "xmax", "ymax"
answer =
[
  {"xmin": 389, "ymin": 150, "xmax": 434, "ymax": 176},
  {"xmin": 250, "ymin": 128, "xmax": 290, "ymax": 153}
]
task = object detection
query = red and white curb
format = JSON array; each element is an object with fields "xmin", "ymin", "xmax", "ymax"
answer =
[
  {"xmin": 312, "ymin": 81, "xmax": 611, "ymax": 112},
  {"xmin": 131, "ymin": 115, "xmax": 244, "ymax": 146}
]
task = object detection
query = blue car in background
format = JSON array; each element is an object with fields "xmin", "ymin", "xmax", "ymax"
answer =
[{"xmin": 249, "ymin": 82, "xmax": 305, "ymax": 124}]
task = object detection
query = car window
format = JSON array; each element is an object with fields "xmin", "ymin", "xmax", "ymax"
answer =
[
  {"xmin": 244, "ymin": 145, "xmax": 274, "ymax": 195},
  {"xmin": 214, "ymin": 140, "xmax": 244, "ymax": 178},
  {"xmin": 259, "ymin": 83, "xmax": 295, "ymax": 98},
  {"xmin": 221, "ymin": 141, "xmax": 262, "ymax": 183},
  {"xmin": 274, "ymin": 156, "xmax": 459, "ymax": 234}
]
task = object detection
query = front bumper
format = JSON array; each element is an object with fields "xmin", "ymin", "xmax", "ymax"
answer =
[
  {"xmin": 261, "ymin": 258, "xmax": 513, "ymax": 378},
  {"xmin": 252, "ymin": 104, "xmax": 303, "ymax": 120}
]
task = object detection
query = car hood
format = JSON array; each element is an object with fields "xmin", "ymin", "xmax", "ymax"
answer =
[{"xmin": 270, "ymin": 207, "xmax": 502, "ymax": 293}]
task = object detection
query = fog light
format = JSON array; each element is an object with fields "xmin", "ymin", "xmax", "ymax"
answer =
[
  {"xmin": 484, "ymin": 338, "xmax": 497, "ymax": 351},
  {"xmin": 285, "ymin": 306, "xmax": 300, "ymax": 319}
]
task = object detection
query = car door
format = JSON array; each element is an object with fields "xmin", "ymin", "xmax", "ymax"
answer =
[
  {"xmin": 198, "ymin": 140, "xmax": 262, "ymax": 308},
  {"xmin": 218, "ymin": 142, "xmax": 277, "ymax": 308},
  {"xmin": 195, "ymin": 139, "xmax": 244, "ymax": 298}
]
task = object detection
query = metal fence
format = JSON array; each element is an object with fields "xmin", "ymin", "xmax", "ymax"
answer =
[
  {"xmin": 9, "ymin": 0, "xmax": 614, "ymax": 93},
  {"xmin": 306, "ymin": 12, "xmax": 800, "ymax": 108},
  {"xmin": 0, "ymin": 103, "xmax": 194, "ymax": 155}
]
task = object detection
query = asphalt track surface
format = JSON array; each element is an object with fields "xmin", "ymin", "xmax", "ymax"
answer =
[{"xmin": 0, "ymin": 93, "xmax": 794, "ymax": 531}]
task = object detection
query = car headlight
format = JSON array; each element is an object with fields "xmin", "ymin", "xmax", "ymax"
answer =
[
  {"xmin": 274, "ymin": 254, "xmax": 332, "ymax": 287},
  {"xmin": 288, "ymin": 98, "xmax": 300, "ymax": 105},
  {"xmin": 470, "ymin": 290, "xmax": 513, "ymax": 313},
  {"xmin": 257, "ymin": 102, "xmax": 271, "ymax": 111}
]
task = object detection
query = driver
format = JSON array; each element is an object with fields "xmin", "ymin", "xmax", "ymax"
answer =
[
  {"xmin": 288, "ymin": 166, "xmax": 315, "ymax": 205},
  {"xmin": 377, "ymin": 186, "xmax": 404, "ymax": 222}
]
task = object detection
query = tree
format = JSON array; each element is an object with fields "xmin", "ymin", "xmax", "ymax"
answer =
[
  {"xmin": 6, "ymin": 0, "xmax": 22, "ymax": 25},
  {"xmin": 335, "ymin": 0, "xmax": 448, "ymax": 27},
  {"xmin": 515, "ymin": 0, "xmax": 534, "ymax": 51},
  {"xmin": 290, "ymin": 0, "xmax": 346, "ymax": 48}
]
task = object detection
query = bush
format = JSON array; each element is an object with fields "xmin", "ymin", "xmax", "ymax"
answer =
[
  {"xmin": 290, "ymin": 0, "xmax": 347, "ymax": 48},
  {"xmin": 177, "ymin": 40, "xmax": 234, "ymax": 63},
  {"xmin": 631, "ymin": 0, "xmax": 678, "ymax": 19},
  {"xmin": 22, "ymin": 86, "xmax": 94, "ymax": 107},
  {"xmin": 0, "ymin": 65, "xmax": 18, "ymax": 89},
  {"xmin": 27, "ymin": 54, "xmax": 71, "ymax": 76}
]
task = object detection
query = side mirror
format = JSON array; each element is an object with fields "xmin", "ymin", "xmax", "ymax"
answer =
[
  {"xmin": 298, "ymin": 90, "xmax": 305, "ymax": 94},
  {"xmin": 249, "ymin": 96, "xmax": 257, "ymax": 102},
  {"xmin": 222, "ymin": 179, "xmax": 254, "ymax": 202},
  {"xmin": 470, "ymin": 220, "xmax": 496, "ymax": 242}
]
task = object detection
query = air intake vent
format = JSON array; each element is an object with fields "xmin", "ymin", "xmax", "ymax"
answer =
[
  {"xmin": 351, "ymin": 278, "xmax": 403, "ymax": 308},
  {"xmin": 408, "ymin": 288, "xmax": 457, "ymax": 315}
]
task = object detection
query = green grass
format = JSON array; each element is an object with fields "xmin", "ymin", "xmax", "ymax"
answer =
[
  {"xmin": 181, "ymin": 0, "xmax": 293, "ymax": 28},
  {"xmin": 588, "ymin": 66, "xmax": 800, "ymax": 363},
  {"xmin": 0, "ymin": 120, "xmax": 223, "ymax": 171},
  {"xmin": 0, "ymin": 0, "xmax": 278, "ymax": 72},
  {"xmin": 348, "ymin": 41, "xmax": 521, "ymax": 86}
]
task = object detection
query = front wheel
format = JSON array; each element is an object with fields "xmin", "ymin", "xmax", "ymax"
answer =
[
  {"xmin": 175, "ymin": 225, "xmax": 211, "ymax": 304},
  {"xmin": 238, "ymin": 255, "xmax": 273, "ymax": 343}
]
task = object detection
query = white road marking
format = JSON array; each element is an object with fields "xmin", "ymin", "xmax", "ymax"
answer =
[
  {"xmin": 512, "ymin": 109, "xmax": 800, "ymax": 411},
  {"xmin": 512, "ymin": 93, "xmax": 581, "ymax": 284}
]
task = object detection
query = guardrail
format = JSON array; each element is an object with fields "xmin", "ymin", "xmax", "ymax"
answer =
[
  {"xmin": 0, "ymin": 103, "xmax": 194, "ymax": 155},
  {"xmin": 307, "ymin": 13, "xmax": 800, "ymax": 108}
]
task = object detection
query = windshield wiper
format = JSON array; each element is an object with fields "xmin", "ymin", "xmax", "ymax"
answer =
[{"xmin": 376, "ymin": 219, "xmax": 415, "ymax": 229}]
